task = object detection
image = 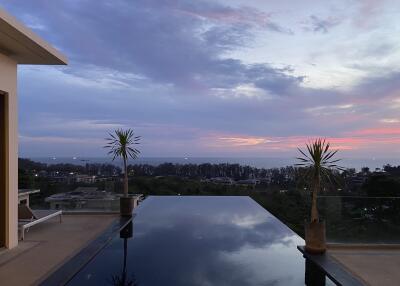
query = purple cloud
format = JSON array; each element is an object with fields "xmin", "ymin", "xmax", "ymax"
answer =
[
  {"xmin": 303, "ymin": 15, "xmax": 341, "ymax": 33},
  {"xmin": 1, "ymin": 0, "xmax": 399, "ymax": 158}
]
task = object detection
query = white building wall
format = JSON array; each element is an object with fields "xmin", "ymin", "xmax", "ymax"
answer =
[{"xmin": 0, "ymin": 52, "xmax": 18, "ymax": 249}]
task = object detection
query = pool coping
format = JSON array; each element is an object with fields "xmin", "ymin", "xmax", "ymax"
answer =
[
  {"xmin": 297, "ymin": 246, "xmax": 365, "ymax": 286},
  {"xmin": 39, "ymin": 215, "xmax": 133, "ymax": 286}
]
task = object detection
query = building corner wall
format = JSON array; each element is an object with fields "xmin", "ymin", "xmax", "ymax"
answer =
[{"xmin": 0, "ymin": 53, "xmax": 18, "ymax": 249}]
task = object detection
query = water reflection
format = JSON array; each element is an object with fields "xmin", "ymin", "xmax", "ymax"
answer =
[
  {"xmin": 109, "ymin": 222, "xmax": 139, "ymax": 286},
  {"xmin": 67, "ymin": 196, "xmax": 306, "ymax": 286}
]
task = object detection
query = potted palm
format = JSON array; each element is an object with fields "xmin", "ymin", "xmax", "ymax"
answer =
[
  {"xmin": 105, "ymin": 129, "xmax": 140, "ymax": 216},
  {"xmin": 297, "ymin": 138, "xmax": 342, "ymax": 254}
]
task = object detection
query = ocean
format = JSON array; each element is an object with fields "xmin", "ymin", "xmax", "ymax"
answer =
[{"xmin": 28, "ymin": 157, "xmax": 400, "ymax": 171}]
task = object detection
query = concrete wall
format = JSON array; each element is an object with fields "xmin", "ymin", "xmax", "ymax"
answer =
[
  {"xmin": 0, "ymin": 52, "xmax": 18, "ymax": 249},
  {"xmin": 0, "ymin": 89, "xmax": 5, "ymax": 247}
]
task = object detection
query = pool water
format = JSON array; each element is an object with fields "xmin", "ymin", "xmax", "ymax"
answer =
[{"xmin": 67, "ymin": 196, "xmax": 308, "ymax": 286}]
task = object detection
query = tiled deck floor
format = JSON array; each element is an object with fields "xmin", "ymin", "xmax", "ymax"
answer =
[
  {"xmin": 329, "ymin": 244, "xmax": 400, "ymax": 286},
  {"xmin": 0, "ymin": 214, "xmax": 117, "ymax": 286}
]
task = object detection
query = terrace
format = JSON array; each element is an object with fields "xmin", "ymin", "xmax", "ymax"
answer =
[
  {"xmin": 325, "ymin": 244, "xmax": 400, "ymax": 285},
  {"xmin": 2, "ymin": 191, "xmax": 400, "ymax": 285},
  {"xmin": 8, "ymin": 195, "xmax": 391, "ymax": 286},
  {"xmin": 0, "ymin": 213, "xmax": 118, "ymax": 285}
]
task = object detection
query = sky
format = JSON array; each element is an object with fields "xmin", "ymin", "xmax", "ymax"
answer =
[{"xmin": 2, "ymin": 0, "xmax": 400, "ymax": 158}]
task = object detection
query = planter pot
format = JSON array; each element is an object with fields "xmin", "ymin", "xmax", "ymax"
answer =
[
  {"xmin": 305, "ymin": 220, "xmax": 326, "ymax": 254},
  {"xmin": 120, "ymin": 197, "xmax": 134, "ymax": 217}
]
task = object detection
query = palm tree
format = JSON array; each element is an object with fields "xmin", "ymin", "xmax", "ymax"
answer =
[
  {"xmin": 296, "ymin": 138, "xmax": 342, "ymax": 222},
  {"xmin": 105, "ymin": 129, "xmax": 140, "ymax": 197}
]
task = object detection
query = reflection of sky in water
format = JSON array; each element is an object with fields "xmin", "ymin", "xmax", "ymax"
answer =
[{"xmin": 67, "ymin": 196, "xmax": 306, "ymax": 286}]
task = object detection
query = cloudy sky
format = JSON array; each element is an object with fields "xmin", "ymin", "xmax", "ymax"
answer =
[{"xmin": 2, "ymin": 0, "xmax": 400, "ymax": 158}]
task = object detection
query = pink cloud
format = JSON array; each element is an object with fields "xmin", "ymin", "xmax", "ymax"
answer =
[
  {"xmin": 201, "ymin": 128, "xmax": 400, "ymax": 155},
  {"xmin": 350, "ymin": 127, "xmax": 400, "ymax": 136},
  {"xmin": 354, "ymin": 0, "xmax": 386, "ymax": 28}
]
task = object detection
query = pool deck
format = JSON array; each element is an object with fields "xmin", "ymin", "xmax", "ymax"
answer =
[
  {"xmin": 0, "ymin": 214, "xmax": 118, "ymax": 286},
  {"xmin": 329, "ymin": 244, "xmax": 400, "ymax": 286},
  {"xmin": 299, "ymin": 244, "xmax": 400, "ymax": 286}
]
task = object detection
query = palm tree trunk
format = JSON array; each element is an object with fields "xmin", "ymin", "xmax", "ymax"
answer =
[
  {"xmin": 123, "ymin": 158, "xmax": 128, "ymax": 197},
  {"xmin": 311, "ymin": 172, "xmax": 320, "ymax": 222}
]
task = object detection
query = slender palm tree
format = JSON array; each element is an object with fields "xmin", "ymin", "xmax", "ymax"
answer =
[
  {"xmin": 296, "ymin": 138, "xmax": 342, "ymax": 222},
  {"xmin": 105, "ymin": 129, "xmax": 140, "ymax": 197}
]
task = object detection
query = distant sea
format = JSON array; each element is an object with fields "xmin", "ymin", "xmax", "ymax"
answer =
[{"xmin": 28, "ymin": 157, "xmax": 400, "ymax": 171}]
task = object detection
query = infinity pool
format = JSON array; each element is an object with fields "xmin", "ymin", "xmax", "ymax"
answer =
[{"xmin": 67, "ymin": 196, "xmax": 306, "ymax": 285}]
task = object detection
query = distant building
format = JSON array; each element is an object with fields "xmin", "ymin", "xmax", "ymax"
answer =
[
  {"xmin": 236, "ymin": 179, "xmax": 260, "ymax": 186},
  {"xmin": 346, "ymin": 171, "xmax": 370, "ymax": 190},
  {"xmin": 209, "ymin": 177, "xmax": 234, "ymax": 185},
  {"xmin": 45, "ymin": 187, "xmax": 142, "ymax": 211},
  {"xmin": 46, "ymin": 187, "xmax": 117, "ymax": 211},
  {"xmin": 49, "ymin": 176, "xmax": 70, "ymax": 184},
  {"xmin": 18, "ymin": 189, "xmax": 40, "ymax": 206},
  {"xmin": 75, "ymin": 174, "xmax": 96, "ymax": 184},
  {"xmin": 373, "ymin": 168, "xmax": 387, "ymax": 175},
  {"xmin": 73, "ymin": 187, "xmax": 98, "ymax": 193},
  {"xmin": 258, "ymin": 176, "xmax": 272, "ymax": 185}
]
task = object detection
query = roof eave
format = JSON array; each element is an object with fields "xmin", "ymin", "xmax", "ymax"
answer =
[{"xmin": 0, "ymin": 8, "xmax": 67, "ymax": 65}]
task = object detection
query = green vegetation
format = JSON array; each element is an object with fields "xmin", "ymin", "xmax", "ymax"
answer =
[{"xmin": 18, "ymin": 158, "xmax": 400, "ymax": 242}]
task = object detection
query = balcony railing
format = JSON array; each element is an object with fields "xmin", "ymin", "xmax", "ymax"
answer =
[{"xmin": 318, "ymin": 196, "xmax": 400, "ymax": 243}]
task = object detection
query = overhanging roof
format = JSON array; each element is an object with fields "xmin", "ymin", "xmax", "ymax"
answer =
[{"xmin": 0, "ymin": 8, "xmax": 67, "ymax": 65}]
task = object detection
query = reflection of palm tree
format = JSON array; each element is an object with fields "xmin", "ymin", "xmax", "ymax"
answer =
[
  {"xmin": 109, "ymin": 222, "xmax": 138, "ymax": 286},
  {"xmin": 109, "ymin": 239, "xmax": 137, "ymax": 286}
]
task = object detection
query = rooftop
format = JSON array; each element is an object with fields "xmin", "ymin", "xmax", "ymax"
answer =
[
  {"xmin": 18, "ymin": 189, "xmax": 40, "ymax": 196},
  {"xmin": 0, "ymin": 8, "xmax": 67, "ymax": 64},
  {"xmin": 45, "ymin": 188, "xmax": 118, "ymax": 202}
]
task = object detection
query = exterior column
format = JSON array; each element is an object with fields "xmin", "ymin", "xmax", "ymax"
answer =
[{"xmin": 0, "ymin": 52, "xmax": 18, "ymax": 249}]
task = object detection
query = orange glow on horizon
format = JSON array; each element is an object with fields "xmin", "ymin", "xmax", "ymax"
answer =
[{"xmin": 205, "ymin": 128, "xmax": 400, "ymax": 153}]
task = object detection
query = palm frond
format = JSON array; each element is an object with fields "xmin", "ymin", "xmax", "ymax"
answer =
[
  {"xmin": 104, "ymin": 129, "xmax": 141, "ymax": 162},
  {"xmin": 296, "ymin": 138, "xmax": 343, "ymax": 190}
]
